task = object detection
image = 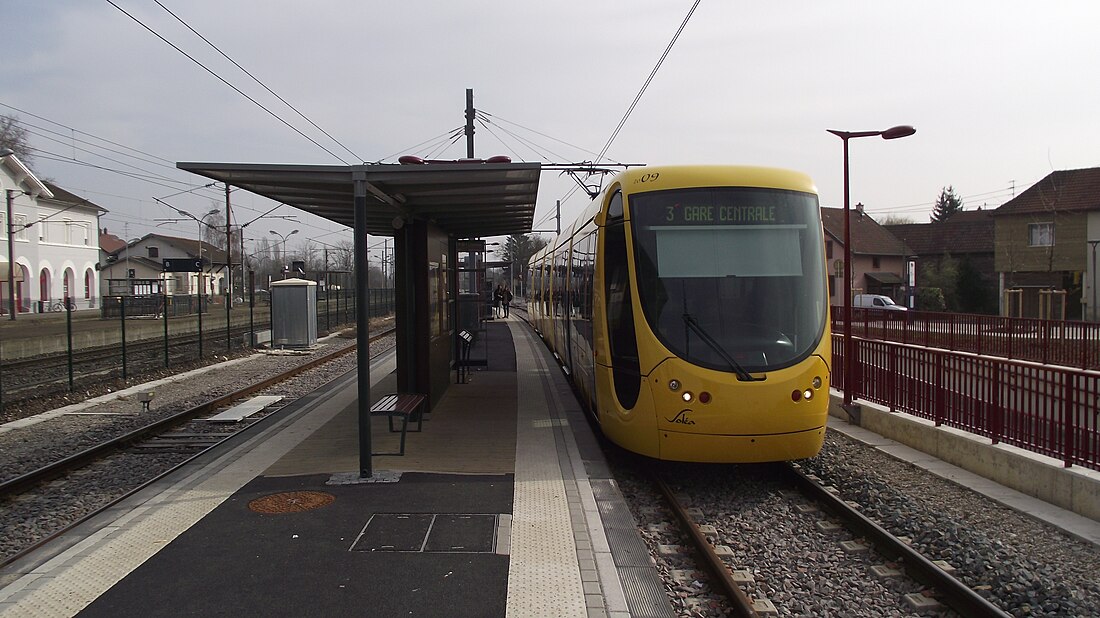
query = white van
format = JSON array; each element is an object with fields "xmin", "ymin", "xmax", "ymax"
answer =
[{"xmin": 853, "ymin": 294, "xmax": 907, "ymax": 312}]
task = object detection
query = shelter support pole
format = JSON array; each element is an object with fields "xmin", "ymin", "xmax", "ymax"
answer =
[{"xmin": 354, "ymin": 174, "xmax": 373, "ymax": 478}]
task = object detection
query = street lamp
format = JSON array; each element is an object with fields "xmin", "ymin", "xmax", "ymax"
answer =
[
  {"xmin": 175, "ymin": 208, "xmax": 219, "ymax": 296},
  {"xmin": 1089, "ymin": 239, "xmax": 1100, "ymax": 322},
  {"xmin": 826, "ymin": 125, "xmax": 915, "ymax": 408},
  {"xmin": 270, "ymin": 229, "xmax": 299, "ymax": 278}
]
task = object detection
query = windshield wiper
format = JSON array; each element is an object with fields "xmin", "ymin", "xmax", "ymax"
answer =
[{"xmin": 682, "ymin": 313, "xmax": 765, "ymax": 382}]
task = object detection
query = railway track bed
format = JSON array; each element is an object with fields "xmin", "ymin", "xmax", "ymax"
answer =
[
  {"xmin": 0, "ymin": 329, "xmax": 393, "ymax": 567},
  {"xmin": 609, "ymin": 431, "xmax": 1100, "ymax": 617}
]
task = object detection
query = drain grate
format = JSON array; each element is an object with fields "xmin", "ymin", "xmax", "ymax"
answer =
[{"xmin": 248, "ymin": 491, "xmax": 336, "ymax": 514}]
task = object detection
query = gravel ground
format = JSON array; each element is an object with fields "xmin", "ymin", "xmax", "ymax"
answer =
[
  {"xmin": 801, "ymin": 431, "xmax": 1100, "ymax": 617},
  {"xmin": 613, "ymin": 430, "xmax": 1100, "ymax": 617}
]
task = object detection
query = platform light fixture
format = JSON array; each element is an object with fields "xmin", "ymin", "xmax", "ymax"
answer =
[{"xmin": 826, "ymin": 125, "xmax": 915, "ymax": 408}]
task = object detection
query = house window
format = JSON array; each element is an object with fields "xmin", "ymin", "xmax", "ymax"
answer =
[
  {"xmin": 148, "ymin": 247, "xmax": 159, "ymax": 258},
  {"xmin": 13, "ymin": 216, "xmax": 27, "ymax": 241},
  {"xmin": 826, "ymin": 240, "xmax": 833, "ymax": 259},
  {"xmin": 872, "ymin": 256, "xmax": 881, "ymax": 269},
  {"xmin": 1028, "ymin": 222, "xmax": 1054, "ymax": 247}
]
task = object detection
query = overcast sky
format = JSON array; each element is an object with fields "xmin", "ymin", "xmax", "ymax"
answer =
[{"xmin": 3, "ymin": 1, "xmax": 1098, "ymax": 260}]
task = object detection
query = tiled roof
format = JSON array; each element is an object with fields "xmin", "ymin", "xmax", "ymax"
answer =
[
  {"xmin": 100, "ymin": 231, "xmax": 126, "ymax": 254},
  {"xmin": 42, "ymin": 182, "xmax": 107, "ymax": 214},
  {"xmin": 885, "ymin": 209, "xmax": 994, "ymax": 256},
  {"xmin": 821, "ymin": 207, "xmax": 911, "ymax": 256},
  {"xmin": 993, "ymin": 167, "xmax": 1100, "ymax": 216},
  {"xmin": 106, "ymin": 233, "xmax": 226, "ymax": 263}
]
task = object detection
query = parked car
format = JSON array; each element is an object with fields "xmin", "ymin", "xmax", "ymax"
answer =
[{"xmin": 853, "ymin": 294, "xmax": 908, "ymax": 312}]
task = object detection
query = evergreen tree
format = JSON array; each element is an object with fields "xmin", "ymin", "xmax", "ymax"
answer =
[
  {"xmin": 930, "ymin": 186, "xmax": 964, "ymax": 222},
  {"xmin": 502, "ymin": 233, "xmax": 548, "ymax": 296}
]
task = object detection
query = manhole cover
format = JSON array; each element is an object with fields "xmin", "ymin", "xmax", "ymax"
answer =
[{"xmin": 248, "ymin": 491, "xmax": 336, "ymax": 514}]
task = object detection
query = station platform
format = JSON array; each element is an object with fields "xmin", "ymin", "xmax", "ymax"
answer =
[{"xmin": 0, "ymin": 317, "xmax": 672, "ymax": 618}]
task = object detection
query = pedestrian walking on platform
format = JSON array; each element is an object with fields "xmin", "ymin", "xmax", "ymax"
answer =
[
  {"xmin": 493, "ymin": 284, "xmax": 504, "ymax": 318},
  {"xmin": 502, "ymin": 287, "xmax": 513, "ymax": 317}
]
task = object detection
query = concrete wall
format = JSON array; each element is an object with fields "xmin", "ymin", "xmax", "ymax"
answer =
[{"xmin": 830, "ymin": 395, "xmax": 1100, "ymax": 522}]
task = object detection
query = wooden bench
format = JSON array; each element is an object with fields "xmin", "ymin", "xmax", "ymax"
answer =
[{"xmin": 369, "ymin": 393, "xmax": 426, "ymax": 455}]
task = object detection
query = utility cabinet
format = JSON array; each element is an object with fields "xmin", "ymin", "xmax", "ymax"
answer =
[{"xmin": 271, "ymin": 278, "xmax": 317, "ymax": 348}]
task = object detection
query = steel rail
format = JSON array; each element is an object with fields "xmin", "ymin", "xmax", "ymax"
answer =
[
  {"xmin": 0, "ymin": 330, "xmax": 387, "ymax": 497},
  {"xmin": 784, "ymin": 463, "xmax": 1010, "ymax": 617},
  {"xmin": 0, "ymin": 343, "xmax": 381, "ymax": 570},
  {"xmin": 652, "ymin": 473, "xmax": 759, "ymax": 618}
]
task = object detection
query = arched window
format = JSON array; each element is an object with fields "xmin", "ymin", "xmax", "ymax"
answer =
[
  {"xmin": 63, "ymin": 268, "xmax": 75, "ymax": 300},
  {"xmin": 39, "ymin": 269, "xmax": 50, "ymax": 303},
  {"xmin": 84, "ymin": 269, "xmax": 94, "ymax": 299}
]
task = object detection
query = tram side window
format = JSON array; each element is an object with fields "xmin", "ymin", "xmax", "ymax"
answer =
[
  {"xmin": 543, "ymin": 262, "xmax": 551, "ymax": 315},
  {"xmin": 603, "ymin": 192, "xmax": 640, "ymax": 409},
  {"xmin": 581, "ymin": 232, "xmax": 595, "ymax": 321}
]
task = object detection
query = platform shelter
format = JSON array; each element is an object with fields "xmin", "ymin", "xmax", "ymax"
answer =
[{"xmin": 177, "ymin": 161, "xmax": 540, "ymax": 475}]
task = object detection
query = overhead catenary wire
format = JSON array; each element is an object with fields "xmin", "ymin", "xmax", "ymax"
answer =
[
  {"xmin": 105, "ymin": 0, "xmax": 351, "ymax": 165},
  {"xmin": 594, "ymin": 0, "xmax": 700, "ymax": 164},
  {"xmin": 535, "ymin": 0, "xmax": 701, "ymax": 231},
  {"xmin": 474, "ymin": 118, "xmax": 527, "ymax": 163},
  {"xmin": 371, "ymin": 127, "xmax": 466, "ymax": 164},
  {"xmin": 0, "ymin": 101, "xmax": 176, "ymax": 166},
  {"xmin": 477, "ymin": 110, "xmax": 616, "ymax": 164},
  {"xmin": 30, "ymin": 135, "xmax": 222, "ymax": 197},
  {"xmin": 152, "ymin": 0, "xmax": 363, "ymax": 164}
]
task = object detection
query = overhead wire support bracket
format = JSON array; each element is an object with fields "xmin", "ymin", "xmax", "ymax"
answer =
[{"xmin": 538, "ymin": 162, "xmax": 644, "ymax": 200}]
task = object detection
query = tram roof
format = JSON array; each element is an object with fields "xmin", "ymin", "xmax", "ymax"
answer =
[{"xmin": 176, "ymin": 161, "xmax": 541, "ymax": 237}]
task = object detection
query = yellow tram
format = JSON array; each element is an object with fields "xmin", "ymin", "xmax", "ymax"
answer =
[{"xmin": 528, "ymin": 166, "xmax": 831, "ymax": 462}]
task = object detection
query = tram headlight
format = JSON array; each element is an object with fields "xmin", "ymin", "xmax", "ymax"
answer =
[
  {"xmin": 668, "ymin": 379, "xmax": 681, "ymax": 392},
  {"xmin": 803, "ymin": 389, "xmax": 814, "ymax": 401},
  {"xmin": 791, "ymin": 389, "xmax": 802, "ymax": 402},
  {"xmin": 682, "ymin": 391, "xmax": 693, "ymax": 403},
  {"xmin": 812, "ymin": 376, "xmax": 822, "ymax": 390},
  {"xmin": 699, "ymin": 391, "xmax": 711, "ymax": 404}
]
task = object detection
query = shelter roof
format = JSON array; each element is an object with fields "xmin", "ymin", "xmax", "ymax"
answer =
[{"xmin": 176, "ymin": 161, "xmax": 542, "ymax": 237}]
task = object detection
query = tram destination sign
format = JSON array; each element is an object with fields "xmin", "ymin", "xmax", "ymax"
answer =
[
  {"xmin": 162, "ymin": 258, "xmax": 205, "ymax": 272},
  {"xmin": 663, "ymin": 203, "xmax": 777, "ymax": 224}
]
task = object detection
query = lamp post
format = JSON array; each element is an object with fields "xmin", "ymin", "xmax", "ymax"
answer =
[
  {"xmin": 827, "ymin": 125, "xmax": 915, "ymax": 408},
  {"xmin": 2, "ymin": 147, "xmax": 17, "ymax": 320},
  {"xmin": 1089, "ymin": 239, "xmax": 1100, "ymax": 322},
  {"xmin": 4, "ymin": 188, "xmax": 17, "ymax": 321},
  {"xmin": 175, "ymin": 208, "xmax": 219, "ymax": 296},
  {"xmin": 270, "ymin": 229, "xmax": 299, "ymax": 279}
]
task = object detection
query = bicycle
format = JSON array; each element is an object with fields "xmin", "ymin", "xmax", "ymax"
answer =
[{"xmin": 50, "ymin": 298, "xmax": 77, "ymax": 312}]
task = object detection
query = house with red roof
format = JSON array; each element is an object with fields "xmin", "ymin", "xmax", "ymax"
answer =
[
  {"xmin": 991, "ymin": 168, "xmax": 1100, "ymax": 321},
  {"xmin": 886, "ymin": 209, "xmax": 998, "ymax": 314},
  {"xmin": 820, "ymin": 206, "xmax": 914, "ymax": 307}
]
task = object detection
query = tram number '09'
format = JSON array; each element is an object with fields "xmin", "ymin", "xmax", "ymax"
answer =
[{"xmin": 634, "ymin": 172, "xmax": 660, "ymax": 184}]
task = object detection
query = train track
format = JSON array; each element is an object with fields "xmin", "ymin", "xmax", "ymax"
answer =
[
  {"xmin": 0, "ymin": 320, "xmax": 359, "ymax": 408},
  {"xmin": 0, "ymin": 327, "xmax": 392, "ymax": 568},
  {"xmin": 644, "ymin": 462, "xmax": 1009, "ymax": 617}
]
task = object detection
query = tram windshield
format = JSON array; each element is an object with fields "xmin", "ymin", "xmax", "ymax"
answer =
[{"xmin": 629, "ymin": 187, "xmax": 827, "ymax": 373}]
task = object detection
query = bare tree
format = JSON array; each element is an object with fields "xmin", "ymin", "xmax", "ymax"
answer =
[{"xmin": 0, "ymin": 115, "xmax": 34, "ymax": 168}]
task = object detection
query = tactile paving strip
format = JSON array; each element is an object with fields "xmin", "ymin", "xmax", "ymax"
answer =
[{"xmin": 506, "ymin": 326, "xmax": 586, "ymax": 617}]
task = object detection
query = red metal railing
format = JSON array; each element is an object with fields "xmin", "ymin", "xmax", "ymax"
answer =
[
  {"xmin": 833, "ymin": 334, "xmax": 1100, "ymax": 471},
  {"xmin": 831, "ymin": 308, "xmax": 1100, "ymax": 370}
]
